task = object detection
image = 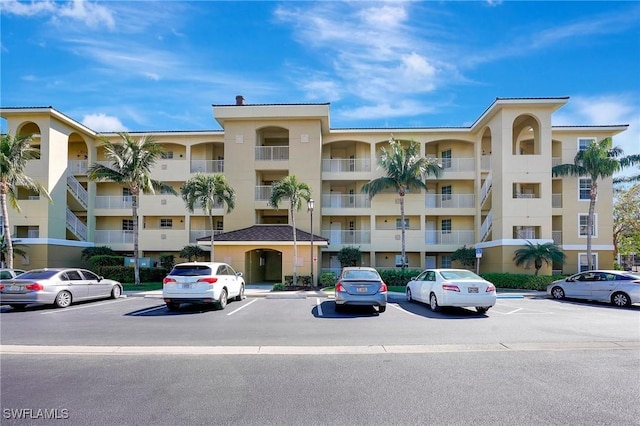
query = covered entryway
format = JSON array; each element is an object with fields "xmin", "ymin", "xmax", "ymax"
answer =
[{"xmin": 245, "ymin": 248, "xmax": 282, "ymax": 284}]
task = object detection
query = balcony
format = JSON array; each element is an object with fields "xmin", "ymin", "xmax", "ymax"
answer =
[
  {"xmin": 322, "ymin": 158, "xmax": 371, "ymax": 173},
  {"xmin": 429, "ymin": 157, "xmax": 475, "ymax": 173},
  {"xmin": 190, "ymin": 159, "xmax": 224, "ymax": 174},
  {"xmin": 552, "ymin": 231, "xmax": 562, "ymax": 245},
  {"xmin": 425, "ymin": 194, "xmax": 475, "ymax": 208},
  {"xmin": 255, "ymin": 186, "xmax": 272, "ymax": 201},
  {"xmin": 425, "ymin": 230, "xmax": 475, "ymax": 245},
  {"xmin": 68, "ymin": 160, "xmax": 88, "ymax": 175},
  {"xmin": 321, "ymin": 193, "xmax": 370, "ymax": 209},
  {"xmin": 255, "ymin": 146, "xmax": 289, "ymax": 161},
  {"xmin": 95, "ymin": 196, "xmax": 133, "ymax": 209},
  {"xmin": 321, "ymin": 229, "xmax": 371, "ymax": 245},
  {"xmin": 552, "ymin": 194, "xmax": 562, "ymax": 208},
  {"xmin": 94, "ymin": 230, "xmax": 134, "ymax": 244},
  {"xmin": 190, "ymin": 229, "xmax": 224, "ymax": 243}
]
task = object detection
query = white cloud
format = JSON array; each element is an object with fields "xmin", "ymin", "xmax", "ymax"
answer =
[
  {"xmin": 0, "ymin": 0, "xmax": 57, "ymax": 16},
  {"xmin": 2, "ymin": 0, "xmax": 115, "ymax": 29},
  {"xmin": 82, "ymin": 113, "xmax": 128, "ymax": 132}
]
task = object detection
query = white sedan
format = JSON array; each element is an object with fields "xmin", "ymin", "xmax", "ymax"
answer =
[{"xmin": 406, "ymin": 269, "xmax": 496, "ymax": 314}]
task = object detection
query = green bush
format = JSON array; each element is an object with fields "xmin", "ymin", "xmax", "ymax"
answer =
[
  {"xmin": 378, "ymin": 269, "xmax": 422, "ymax": 287},
  {"xmin": 284, "ymin": 275, "xmax": 312, "ymax": 286},
  {"xmin": 96, "ymin": 266, "xmax": 168, "ymax": 283},
  {"xmin": 319, "ymin": 272, "xmax": 337, "ymax": 287},
  {"xmin": 89, "ymin": 255, "xmax": 124, "ymax": 270},
  {"xmin": 81, "ymin": 246, "xmax": 116, "ymax": 260},
  {"xmin": 480, "ymin": 273, "xmax": 565, "ymax": 291}
]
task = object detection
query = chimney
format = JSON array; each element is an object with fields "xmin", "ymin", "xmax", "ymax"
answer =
[{"xmin": 235, "ymin": 95, "xmax": 244, "ymax": 106}]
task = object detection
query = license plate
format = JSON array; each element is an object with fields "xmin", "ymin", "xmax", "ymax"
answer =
[
  {"xmin": 357, "ymin": 287, "xmax": 367, "ymax": 293},
  {"xmin": 181, "ymin": 283, "xmax": 192, "ymax": 289},
  {"xmin": 468, "ymin": 287, "xmax": 478, "ymax": 293},
  {"xmin": 9, "ymin": 285, "xmax": 22, "ymax": 292}
]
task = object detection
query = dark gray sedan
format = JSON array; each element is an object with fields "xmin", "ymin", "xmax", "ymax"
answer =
[
  {"xmin": 334, "ymin": 267, "xmax": 387, "ymax": 313},
  {"xmin": 0, "ymin": 268, "xmax": 123, "ymax": 310}
]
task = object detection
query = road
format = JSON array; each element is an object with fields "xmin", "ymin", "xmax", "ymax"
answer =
[{"xmin": 1, "ymin": 294, "xmax": 639, "ymax": 425}]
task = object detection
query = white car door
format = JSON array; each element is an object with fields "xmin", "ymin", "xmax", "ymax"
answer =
[
  {"xmin": 421, "ymin": 270, "xmax": 437, "ymax": 302},
  {"xmin": 224, "ymin": 264, "xmax": 241, "ymax": 298},
  {"xmin": 410, "ymin": 271, "xmax": 428, "ymax": 302}
]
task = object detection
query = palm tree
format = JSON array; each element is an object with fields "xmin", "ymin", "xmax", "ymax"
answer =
[
  {"xmin": 181, "ymin": 173, "xmax": 236, "ymax": 261},
  {"xmin": 0, "ymin": 133, "xmax": 51, "ymax": 269},
  {"xmin": 361, "ymin": 138, "xmax": 442, "ymax": 271},
  {"xmin": 0, "ymin": 234, "xmax": 28, "ymax": 268},
  {"xmin": 552, "ymin": 138, "xmax": 626, "ymax": 270},
  {"xmin": 87, "ymin": 133, "xmax": 177, "ymax": 285},
  {"xmin": 513, "ymin": 241, "xmax": 566, "ymax": 275},
  {"xmin": 614, "ymin": 154, "xmax": 640, "ymax": 185},
  {"xmin": 268, "ymin": 175, "xmax": 311, "ymax": 285}
]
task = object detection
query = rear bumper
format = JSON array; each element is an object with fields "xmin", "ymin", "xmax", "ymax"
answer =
[
  {"xmin": 335, "ymin": 292, "xmax": 387, "ymax": 307},
  {"xmin": 440, "ymin": 292, "xmax": 496, "ymax": 307},
  {"xmin": 0, "ymin": 292, "xmax": 56, "ymax": 305}
]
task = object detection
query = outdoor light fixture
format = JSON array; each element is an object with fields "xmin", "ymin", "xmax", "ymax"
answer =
[{"xmin": 307, "ymin": 198, "xmax": 314, "ymax": 287}]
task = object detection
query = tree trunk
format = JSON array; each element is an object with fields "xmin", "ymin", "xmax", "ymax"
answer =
[
  {"xmin": 132, "ymin": 193, "xmax": 141, "ymax": 285},
  {"xmin": 1, "ymin": 186, "xmax": 13, "ymax": 269},
  {"xmin": 587, "ymin": 181, "xmax": 598, "ymax": 270},
  {"xmin": 291, "ymin": 206, "xmax": 298, "ymax": 285},
  {"xmin": 400, "ymin": 192, "xmax": 406, "ymax": 272},
  {"xmin": 209, "ymin": 212, "xmax": 215, "ymax": 261}
]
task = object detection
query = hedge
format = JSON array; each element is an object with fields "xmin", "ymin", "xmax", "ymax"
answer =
[{"xmin": 95, "ymin": 266, "xmax": 168, "ymax": 284}]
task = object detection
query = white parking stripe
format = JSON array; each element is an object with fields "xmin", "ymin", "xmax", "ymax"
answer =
[
  {"xmin": 226, "ymin": 298, "xmax": 258, "ymax": 316},
  {"xmin": 40, "ymin": 297, "xmax": 133, "ymax": 315},
  {"xmin": 316, "ymin": 298, "xmax": 323, "ymax": 316},
  {"xmin": 389, "ymin": 303, "xmax": 419, "ymax": 316},
  {"xmin": 131, "ymin": 305, "xmax": 167, "ymax": 315}
]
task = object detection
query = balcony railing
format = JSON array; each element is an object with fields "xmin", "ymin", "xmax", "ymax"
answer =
[
  {"xmin": 94, "ymin": 230, "xmax": 134, "ymax": 244},
  {"xmin": 552, "ymin": 194, "xmax": 562, "ymax": 208},
  {"xmin": 481, "ymin": 155, "xmax": 491, "ymax": 170},
  {"xmin": 481, "ymin": 210, "xmax": 493, "ymax": 241},
  {"xmin": 321, "ymin": 230, "xmax": 371, "ymax": 245},
  {"xmin": 255, "ymin": 146, "xmax": 289, "ymax": 161},
  {"xmin": 425, "ymin": 194, "xmax": 475, "ymax": 208},
  {"xmin": 66, "ymin": 208, "xmax": 87, "ymax": 241},
  {"xmin": 322, "ymin": 158, "xmax": 371, "ymax": 172},
  {"xmin": 552, "ymin": 157, "xmax": 562, "ymax": 167},
  {"xmin": 95, "ymin": 196, "xmax": 133, "ymax": 209},
  {"xmin": 425, "ymin": 230, "xmax": 475, "ymax": 245},
  {"xmin": 321, "ymin": 194, "xmax": 370, "ymax": 208},
  {"xmin": 480, "ymin": 171, "xmax": 492, "ymax": 205},
  {"xmin": 68, "ymin": 160, "xmax": 88, "ymax": 175},
  {"xmin": 255, "ymin": 186, "xmax": 273, "ymax": 201},
  {"xmin": 189, "ymin": 229, "xmax": 224, "ymax": 243},
  {"xmin": 515, "ymin": 229, "xmax": 537, "ymax": 239},
  {"xmin": 552, "ymin": 231, "xmax": 562, "ymax": 245},
  {"xmin": 428, "ymin": 157, "xmax": 475, "ymax": 172},
  {"xmin": 67, "ymin": 174, "xmax": 88, "ymax": 208},
  {"xmin": 514, "ymin": 193, "xmax": 538, "ymax": 199},
  {"xmin": 190, "ymin": 160, "xmax": 224, "ymax": 174}
]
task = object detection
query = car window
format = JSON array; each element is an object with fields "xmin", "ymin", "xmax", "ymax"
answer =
[
  {"xmin": 0, "ymin": 271, "xmax": 12, "ymax": 279},
  {"xmin": 344, "ymin": 270, "xmax": 379, "ymax": 280},
  {"xmin": 426, "ymin": 271, "xmax": 436, "ymax": 281},
  {"xmin": 217, "ymin": 265, "xmax": 230, "ymax": 276},
  {"xmin": 170, "ymin": 265, "xmax": 213, "ymax": 276},
  {"xmin": 440, "ymin": 270, "xmax": 479, "ymax": 280},
  {"xmin": 18, "ymin": 270, "xmax": 58, "ymax": 279},
  {"xmin": 65, "ymin": 270, "xmax": 83, "ymax": 281},
  {"xmin": 415, "ymin": 271, "xmax": 428, "ymax": 281},
  {"xmin": 81, "ymin": 270, "xmax": 100, "ymax": 281}
]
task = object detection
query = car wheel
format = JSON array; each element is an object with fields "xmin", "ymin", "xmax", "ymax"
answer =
[
  {"xmin": 429, "ymin": 293, "xmax": 440, "ymax": 312},
  {"xmin": 476, "ymin": 306, "xmax": 490, "ymax": 314},
  {"xmin": 611, "ymin": 292, "xmax": 631, "ymax": 307},
  {"xmin": 10, "ymin": 304, "xmax": 27, "ymax": 310},
  {"xmin": 234, "ymin": 284, "xmax": 245, "ymax": 301},
  {"xmin": 111, "ymin": 285, "xmax": 122, "ymax": 299},
  {"xmin": 551, "ymin": 286, "xmax": 565, "ymax": 300},
  {"xmin": 378, "ymin": 305, "xmax": 387, "ymax": 313},
  {"xmin": 54, "ymin": 291, "xmax": 72, "ymax": 308},
  {"xmin": 166, "ymin": 302, "xmax": 180, "ymax": 311},
  {"xmin": 216, "ymin": 289, "xmax": 228, "ymax": 310},
  {"xmin": 406, "ymin": 288, "xmax": 413, "ymax": 302}
]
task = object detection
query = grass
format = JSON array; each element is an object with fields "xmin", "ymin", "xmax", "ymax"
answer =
[{"xmin": 122, "ymin": 282, "xmax": 163, "ymax": 292}]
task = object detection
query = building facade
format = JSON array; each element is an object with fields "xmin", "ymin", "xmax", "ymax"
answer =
[{"xmin": 0, "ymin": 97, "xmax": 627, "ymax": 282}]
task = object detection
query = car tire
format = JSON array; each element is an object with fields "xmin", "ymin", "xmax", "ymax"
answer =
[
  {"xmin": 335, "ymin": 302, "xmax": 344, "ymax": 313},
  {"xmin": 111, "ymin": 285, "xmax": 122, "ymax": 299},
  {"xmin": 406, "ymin": 288, "xmax": 413, "ymax": 302},
  {"xmin": 429, "ymin": 293, "xmax": 440, "ymax": 312},
  {"xmin": 166, "ymin": 302, "xmax": 180, "ymax": 311},
  {"xmin": 611, "ymin": 292, "xmax": 631, "ymax": 307},
  {"xmin": 378, "ymin": 305, "xmax": 387, "ymax": 313},
  {"xmin": 10, "ymin": 304, "xmax": 27, "ymax": 310},
  {"xmin": 234, "ymin": 284, "xmax": 245, "ymax": 301},
  {"xmin": 551, "ymin": 286, "xmax": 565, "ymax": 300},
  {"xmin": 476, "ymin": 306, "xmax": 490, "ymax": 314},
  {"xmin": 54, "ymin": 291, "xmax": 72, "ymax": 308},
  {"xmin": 216, "ymin": 289, "xmax": 228, "ymax": 310}
]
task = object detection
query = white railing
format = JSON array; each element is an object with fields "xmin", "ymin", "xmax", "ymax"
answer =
[
  {"xmin": 322, "ymin": 158, "xmax": 371, "ymax": 172},
  {"xmin": 189, "ymin": 229, "xmax": 224, "ymax": 243},
  {"xmin": 514, "ymin": 193, "xmax": 537, "ymax": 199},
  {"xmin": 321, "ymin": 230, "xmax": 371, "ymax": 245},
  {"xmin": 321, "ymin": 194, "xmax": 370, "ymax": 208},
  {"xmin": 552, "ymin": 231, "xmax": 562, "ymax": 245},
  {"xmin": 552, "ymin": 194, "xmax": 562, "ymax": 208},
  {"xmin": 27, "ymin": 229, "xmax": 39, "ymax": 238},
  {"xmin": 94, "ymin": 230, "xmax": 134, "ymax": 244},
  {"xmin": 481, "ymin": 210, "xmax": 493, "ymax": 241},
  {"xmin": 190, "ymin": 160, "xmax": 224, "ymax": 174},
  {"xmin": 515, "ymin": 229, "xmax": 536, "ymax": 239},
  {"xmin": 95, "ymin": 196, "xmax": 133, "ymax": 209},
  {"xmin": 67, "ymin": 174, "xmax": 88, "ymax": 207},
  {"xmin": 481, "ymin": 155, "xmax": 491, "ymax": 170},
  {"xmin": 68, "ymin": 160, "xmax": 88, "ymax": 175},
  {"xmin": 425, "ymin": 194, "xmax": 475, "ymax": 208},
  {"xmin": 480, "ymin": 171, "xmax": 493, "ymax": 205},
  {"xmin": 425, "ymin": 230, "xmax": 475, "ymax": 245},
  {"xmin": 427, "ymin": 157, "xmax": 475, "ymax": 172},
  {"xmin": 255, "ymin": 186, "xmax": 273, "ymax": 201},
  {"xmin": 552, "ymin": 157, "xmax": 562, "ymax": 167},
  {"xmin": 66, "ymin": 208, "xmax": 87, "ymax": 241},
  {"xmin": 255, "ymin": 146, "xmax": 289, "ymax": 161}
]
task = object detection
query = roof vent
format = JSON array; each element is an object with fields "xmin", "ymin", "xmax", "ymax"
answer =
[{"xmin": 235, "ymin": 95, "xmax": 244, "ymax": 106}]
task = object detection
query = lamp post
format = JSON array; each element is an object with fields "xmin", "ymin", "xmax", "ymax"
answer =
[{"xmin": 307, "ymin": 198, "xmax": 314, "ymax": 288}]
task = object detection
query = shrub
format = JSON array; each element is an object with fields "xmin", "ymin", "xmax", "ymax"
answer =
[
  {"xmin": 337, "ymin": 246, "xmax": 362, "ymax": 267},
  {"xmin": 480, "ymin": 273, "xmax": 564, "ymax": 291},
  {"xmin": 96, "ymin": 266, "xmax": 167, "ymax": 283},
  {"xmin": 284, "ymin": 275, "xmax": 311, "ymax": 286},
  {"xmin": 159, "ymin": 254, "xmax": 175, "ymax": 271},
  {"xmin": 378, "ymin": 269, "xmax": 422, "ymax": 287},
  {"xmin": 81, "ymin": 246, "xmax": 116, "ymax": 260},
  {"xmin": 319, "ymin": 272, "xmax": 337, "ymax": 287},
  {"xmin": 89, "ymin": 255, "xmax": 124, "ymax": 270}
]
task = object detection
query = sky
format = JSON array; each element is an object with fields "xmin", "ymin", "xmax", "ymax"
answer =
[{"xmin": 1, "ymin": 0, "xmax": 639, "ymax": 163}]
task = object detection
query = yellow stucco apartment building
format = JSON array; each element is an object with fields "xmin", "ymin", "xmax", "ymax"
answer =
[{"xmin": 0, "ymin": 97, "xmax": 627, "ymax": 283}]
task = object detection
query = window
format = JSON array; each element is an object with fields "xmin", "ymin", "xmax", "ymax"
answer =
[
  {"xmin": 578, "ymin": 253, "xmax": 598, "ymax": 272},
  {"xmin": 81, "ymin": 270, "xmax": 100, "ymax": 281},
  {"xmin": 579, "ymin": 179, "xmax": 591, "ymax": 200},
  {"xmin": 161, "ymin": 151, "xmax": 174, "ymax": 159},
  {"xmin": 441, "ymin": 185, "xmax": 452, "ymax": 201},
  {"xmin": 441, "ymin": 219, "xmax": 452, "ymax": 234},
  {"xmin": 578, "ymin": 138, "xmax": 595, "ymax": 151},
  {"xmin": 579, "ymin": 214, "xmax": 597, "ymax": 237},
  {"xmin": 441, "ymin": 255, "xmax": 452, "ymax": 268},
  {"xmin": 160, "ymin": 218, "xmax": 173, "ymax": 229},
  {"xmin": 441, "ymin": 149, "xmax": 452, "ymax": 169},
  {"xmin": 216, "ymin": 221, "xmax": 223, "ymax": 230},
  {"xmin": 395, "ymin": 218, "xmax": 410, "ymax": 229},
  {"xmin": 123, "ymin": 188, "xmax": 132, "ymax": 197},
  {"xmin": 348, "ymin": 221, "xmax": 355, "ymax": 231},
  {"xmin": 122, "ymin": 219, "xmax": 134, "ymax": 231}
]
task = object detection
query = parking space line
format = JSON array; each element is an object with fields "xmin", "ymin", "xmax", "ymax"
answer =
[
  {"xmin": 389, "ymin": 303, "xmax": 419, "ymax": 316},
  {"xmin": 131, "ymin": 305, "xmax": 167, "ymax": 316},
  {"xmin": 40, "ymin": 297, "xmax": 134, "ymax": 315},
  {"xmin": 226, "ymin": 299, "xmax": 258, "ymax": 316},
  {"xmin": 316, "ymin": 298, "xmax": 323, "ymax": 317}
]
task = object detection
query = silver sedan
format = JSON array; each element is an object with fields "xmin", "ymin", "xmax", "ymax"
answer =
[
  {"xmin": 547, "ymin": 270, "xmax": 640, "ymax": 307},
  {"xmin": 0, "ymin": 268, "xmax": 123, "ymax": 310}
]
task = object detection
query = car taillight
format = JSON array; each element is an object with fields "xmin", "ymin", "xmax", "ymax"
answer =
[
  {"xmin": 442, "ymin": 284, "xmax": 460, "ymax": 292},
  {"xmin": 163, "ymin": 277, "xmax": 176, "ymax": 285},
  {"xmin": 379, "ymin": 282, "xmax": 387, "ymax": 292},
  {"xmin": 0, "ymin": 284, "xmax": 4, "ymax": 291},
  {"xmin": 335, "ymin": 282, "xmax": 344, "ymax": 292},
  {"xmin": 632, "ymin": 280, "xmax": 640, "ymax": 285},
  {"xmin": 198, "ymin": 277, "xmax": 218, "ymax": 284},
  {"xmin": 25, "ymin": 283, "xmax": 44, "ymax": 291},
  {"xmin": 486, "ymin": 284, "xmax": 496, "ymax": 292}
]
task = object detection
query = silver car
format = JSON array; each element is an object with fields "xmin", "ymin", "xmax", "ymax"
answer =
[
  {"xmin": 0, "ymin": 268, "xmax": 123, "ymax": 310},
  {"xmin": 0, "ymin": 269, "xmax": 27, "ymax": 280},
  {"xmin": 547, "ymin": 270, "xmax": 640, "ymax": 307},
  {"xmin": 334, "ymin": 267, "xmax": 387, "ymax": 313}
]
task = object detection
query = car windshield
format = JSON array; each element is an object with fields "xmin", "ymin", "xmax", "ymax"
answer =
[
  {"xmin": 170, "ymin": 265, "xmax": 213, "ymax": 276},
  {"xmin": 343, "ymin": 270, "xmax": 380, "ymax": 280},
  {"xmin": 16, "ymin": 270, "xmax": 58, "ymax": 279},
  {"xmin": 440, "ymin": 270, "xmax": 481, "ymax": 280}
]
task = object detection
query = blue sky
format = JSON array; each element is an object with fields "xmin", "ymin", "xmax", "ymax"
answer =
[{"xmin": 1, "ymin": 0, "xmax": 639, "ymax": 159}]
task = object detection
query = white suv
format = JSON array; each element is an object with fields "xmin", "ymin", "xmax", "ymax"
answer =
[{"xmin": 162, "ymin": 262, "xmax": 245, "ymax": 311}]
